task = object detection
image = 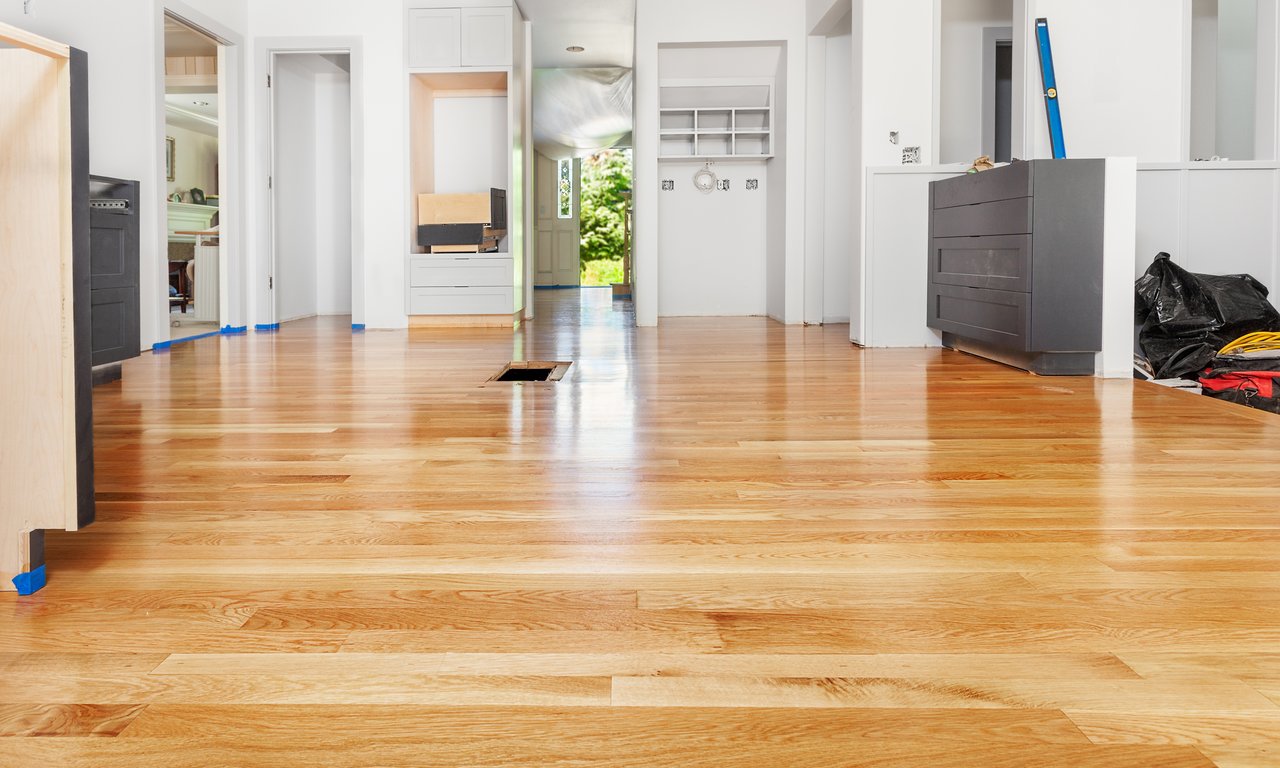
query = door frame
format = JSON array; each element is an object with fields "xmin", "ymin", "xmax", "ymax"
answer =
[
  {"xmin": 159, "ymin": 2, "xmax": 245, "ymax": 341},
  {"xmin": 256, "ymin": 37, "xmax": 365, "ymax": 329},
  {"xmin": 533, "ymin": 153, "xmax": 583, "ymax": 289}
]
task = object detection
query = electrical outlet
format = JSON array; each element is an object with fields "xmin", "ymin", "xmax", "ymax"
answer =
[
  {"xmin": 746, "ymin": 179, "xmax": 759, "ymax": 191},
  {"xmin": 716, "ymin": 179, "xmax": 731, "ymax": 192},
  {"xmin": 662, "ymin": 180, "xmax": 675, "ymax": 191},
  {"xmin": 902, "ymin": 146, "xmax": 921, "ymax": 165}
]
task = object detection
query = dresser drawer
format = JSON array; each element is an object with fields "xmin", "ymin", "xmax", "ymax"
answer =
[
  {"xmin": 409, "ymin": 255, "xmax": 513, "ymax": 288},
  {"xmin": 930, "ymin": 235, "xmax": 1032, "ymax": 292},
  {"xmin": 932, "ymin": 197, "xmax": 1032, "ymax": 238},
  {"xmin": 928, "ymin": 284, "xmax": 1030, "ymax": 351},
  {"xmin": 409, "ymin": 286, "xmax": 513, "ymax": 315},
  {"xmin": 932, "ymin": 162, "xmax": 1032, "ymax": 208}
]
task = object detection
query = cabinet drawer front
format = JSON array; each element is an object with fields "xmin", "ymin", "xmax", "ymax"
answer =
[
  {"xmin": 932, "ymin": 197, "xmax": 1032, "ymax": 238},
  {"xmin": 930, "ymin": 235, "xmax": 1032, "ymax": 292},
  {"xmin": 928, "ymin": 284, "xmax": 1030, "ymax": 351},
  {"xmin": 410, "ymin": 287, "xmax": 513, "ymax": 316},
  {"xmin": 932, "ymin": 163, "xmax": 1032, "ymax": 208},
  {"xmin": 410, "ymin": 257, "xmax": 512, "ymax": 288}
]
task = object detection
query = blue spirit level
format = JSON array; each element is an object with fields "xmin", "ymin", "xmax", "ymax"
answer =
[{"xmin": 1035, "ymin": 18, "xmax": 1067, "ymax": 159}]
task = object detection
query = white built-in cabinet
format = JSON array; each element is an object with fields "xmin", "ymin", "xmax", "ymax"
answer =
[
  {"xmin": 408, "ymin": 6, "xmax": 512, "ymax": 70},
  {"xmin": 405, "ymin": 3, "xmax": 519, "ymax": 323}
]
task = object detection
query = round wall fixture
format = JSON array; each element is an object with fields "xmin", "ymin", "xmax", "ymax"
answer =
[
  {"xmin": 693, "ymin": 164, "xmax": 717, "ymax": 194},
  {"xmin": 566, "ymin": 45, "xmax": 585, "ymax": 53}
]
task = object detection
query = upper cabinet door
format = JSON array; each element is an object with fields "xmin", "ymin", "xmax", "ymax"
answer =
[
  {"xmin": 460, "ymin": 7, "xmax": 512, "ymax": 67},
  {"xmin": 408, "ymin": 8, "xmax": 462, "ymax": 69}
]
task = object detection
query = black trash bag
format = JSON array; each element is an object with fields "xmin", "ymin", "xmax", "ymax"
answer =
[{"xmin": 1135, "ymin": 253, "xmax": 1280, "ymax": 380}]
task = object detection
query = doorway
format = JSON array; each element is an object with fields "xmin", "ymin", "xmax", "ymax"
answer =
[
  {"xmin": 534, "ymin": 154, "xmax": 581, "ymax": 288},
  {"xmin": 982, "ymin": 26, "xmax": 1014, "ymax": 163},
  {"xmin": 163, "ymin": 14, "xmax": 223, "ymax": 340},
  {"xmin": 268, "ymin": 52, "xmax": 355, "ymax": 326}
]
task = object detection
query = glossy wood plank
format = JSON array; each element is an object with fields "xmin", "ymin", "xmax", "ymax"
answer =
[{"xmin": 5, "ymin": 290, "xmax": 1280, "ymax": 766}]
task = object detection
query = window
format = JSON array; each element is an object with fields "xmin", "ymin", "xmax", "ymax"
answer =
[{"xmin": 558, "ymin": 158, "xmax": 573, "ymax": 219}]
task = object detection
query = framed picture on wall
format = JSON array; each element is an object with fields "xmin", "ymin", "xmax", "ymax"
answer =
[{"xmin": 165, "ymin": 137, "xmax": 176, "ymax": 182}]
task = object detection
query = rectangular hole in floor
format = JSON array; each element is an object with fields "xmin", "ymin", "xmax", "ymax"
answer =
[{"xmin": 490, "ymin": 361, "xmax": 572, "ymax": 383}]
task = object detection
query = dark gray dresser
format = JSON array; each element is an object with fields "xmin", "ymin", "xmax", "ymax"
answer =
[{"xmin": 927, "ymin": 159, "xmax": 1105, "ymax": 376}]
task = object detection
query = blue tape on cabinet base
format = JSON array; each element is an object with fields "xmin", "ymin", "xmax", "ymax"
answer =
[
  {"xmin": 12, "ymin": 565, "xmax": 47, "ymax": 595},
  {"xmin": 152, "ymin": 340, "xmax": 173, "ymax": 352},
  {"xmin": 221, "ymin": 325, "xmax": 248, "ymax": 335},
  {"xmin": 255, "ymin": 324, "xmax": 280, "ymax": 332},
  {"xmin": 352, "ymin": 323, "xmax": 366, "ymax": 332}
]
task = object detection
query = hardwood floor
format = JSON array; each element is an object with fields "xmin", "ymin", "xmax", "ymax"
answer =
[{"xmin": 4, "ymin": 287, "xmax": 1280, "ymax": 766}]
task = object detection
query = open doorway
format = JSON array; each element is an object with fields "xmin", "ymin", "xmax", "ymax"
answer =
[
  {"xmin": 268, "ymin": 52, "xmax": 355, "ymax": 328},
  {"xmin": 579, "ymin": 148, "xmax": 633, "ymax": 291},
  {"xmin": 163, "ymin": 14, "xmax": 222, "ymax": 340}
]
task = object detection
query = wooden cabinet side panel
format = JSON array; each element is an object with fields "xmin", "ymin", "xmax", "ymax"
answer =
[{"xmin": 0, "ymin": 49, "xmax": 77, "ymax": 586}]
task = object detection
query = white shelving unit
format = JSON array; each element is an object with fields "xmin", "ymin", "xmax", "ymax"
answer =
[{"xmin": 658, "ymin": 80, "xmax": 774, "ymax": 161}]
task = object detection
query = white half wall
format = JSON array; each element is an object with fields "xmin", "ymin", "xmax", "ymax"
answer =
[{"xmin": 1136, "ymin": 163, "xmax": 1280, "ymax": 291}]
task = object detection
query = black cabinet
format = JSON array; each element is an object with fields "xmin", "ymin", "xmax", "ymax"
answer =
[
  {"xmin": 89, "ymin": 176, "xmax": 141, "ymax": 367},
  {"xmin": 927, "ymin": 160, "xmax": 1105, "ymax": 376}
]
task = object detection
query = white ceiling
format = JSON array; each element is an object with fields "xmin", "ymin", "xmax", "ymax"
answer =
[
  {"xmin": 165, "ymin": 93, "xmax": 218, "ymax": 136},
  {"xmin": 517, "ymin": 0, "xmax": 635, "ymax": 69}
]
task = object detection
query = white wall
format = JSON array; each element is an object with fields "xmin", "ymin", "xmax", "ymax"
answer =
[
  {"xmin": 823, "ymin": 27, "xmax": 853, "ymax": 323},
  {"xmin": 939, "ymin": 0, "xmax": 1013, "ymax": 164},
  {"xmin": 1190, "ymin": 0, "xmax": 1220, "ymax": 160},
  {"xmin": 273, "ymin": 53, "xmax": 352, "ymax": 321},
  {"xmin": 658, "ymin": 164, "xmax": 769, "ymax": 316},
  {"xmin": 1015, "ymin": 0, "xmax": 1185, "ymax": 162},
  {"xmin": 434, "ymin": 97, "xmax": 509, "ymax": 193},
  {"xmin": 315, "ymin": 66, "xmax": 353, "ymax": 316},
  {"xmin": 273, "ymin": 55, "xmax": 319, "ymax": 322},
  {"xmin": 165, "ymin": 122, "xmax": 219, "ymax": 198},
  {"xmin": 635, "ymin": 0, "xmax": 808, "ymax": 327},
  {"xmin": 862, "ymin": 0, "xmax": 936, "ymax": 167},
  {"xmin": 0, "ymin": 0, "xmax": 248, "ymax": 347},
  {"xmin": 1218, "ymin": 0, "xmax": 1259, "ymax": 160}
]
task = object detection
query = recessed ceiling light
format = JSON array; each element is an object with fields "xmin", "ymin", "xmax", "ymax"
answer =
[{"xmin": 566, "ymin": 45, "xmax": 585, "ymax": 53}]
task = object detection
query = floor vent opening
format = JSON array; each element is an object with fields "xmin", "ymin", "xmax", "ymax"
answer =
[{"xmin": 491, "ymin": 361, "xmax": 572, "ymax": 383}]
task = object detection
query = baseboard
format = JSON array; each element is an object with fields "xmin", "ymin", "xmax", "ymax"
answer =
[{"xmin": 409, "ymin": 312, "xmax": 522, "ymax": 329}]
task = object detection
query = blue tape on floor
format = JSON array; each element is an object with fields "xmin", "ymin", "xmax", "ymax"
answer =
[
  {"xmin": 534, "ymin": 285, "xmax": 581, "ymax": 290},
  {"xmin": 221, "ymin": 325, "xmax": 248, "ymax": 335},
  {"xmin": 352, "ymin": 323, "xmax": 366, "ymax": 332},
  {"xmin": 255, "ymin": 323, "xmax": 280, "ymax": 332},
  {"xmin": 152, "ymin": 329, "xmax": 224, "ymax": 353},
  {"xmin": 12, "ymin": 565, "xmax": 47, "ymax": 596}
]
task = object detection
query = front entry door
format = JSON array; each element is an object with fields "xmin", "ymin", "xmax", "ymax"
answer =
[{"xmin": 534, "ymin": 153, "xmax": 580, "ymax": 287}]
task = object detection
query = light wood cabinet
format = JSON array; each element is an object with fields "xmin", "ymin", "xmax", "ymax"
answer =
[{"xmin": 0, "ymin": 23, "xmax": 94, "ymax": 594}]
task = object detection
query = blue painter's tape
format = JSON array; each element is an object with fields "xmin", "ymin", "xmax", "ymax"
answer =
[
  {"xmin": 220, "ymin": 325, "xmax": 248, "ymax": 335},
  {"xmin": 152, "ymin": 340, "xmax": 173, "ymax": 352},
  {"xmin": 534, "ymin": 285, "xmax": 581, "ymax": 290},
  {"xmin": 351, "ymin": 323, "xmax": 366, "ymax": 332},
  {"xmin": 255, "ymin": 323, "xmax": 280, "ymax": 332},
  {"xmin": 12, "ymin": 565, "xmax": 47, "ymax": 595}
]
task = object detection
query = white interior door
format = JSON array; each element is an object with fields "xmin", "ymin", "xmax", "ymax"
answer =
[{"xmin": 534, "ymin": 152, "xmax": 580, "ymax": 287}]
